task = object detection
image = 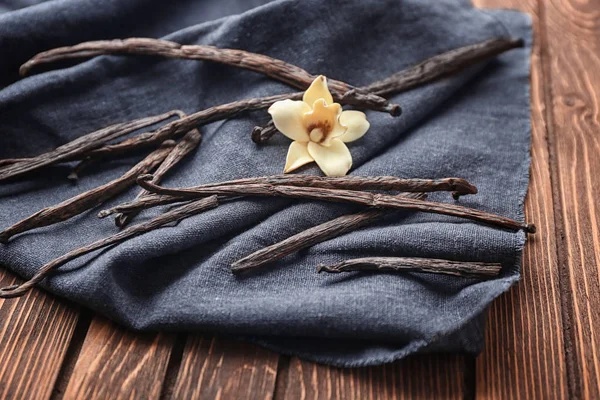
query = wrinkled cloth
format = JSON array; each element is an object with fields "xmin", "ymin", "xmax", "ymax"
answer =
[{"xmin": 0, "ymin": 0, "xmax": 531, "ymax": 366}]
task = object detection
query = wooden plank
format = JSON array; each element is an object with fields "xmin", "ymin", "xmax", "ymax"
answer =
[
  {"xmin": 0, "ymin": 268, "xmax": 79, "ymax": 400},
  {"xmin": 540, "ymin": 0, "xmax": 600, "ymax": 398},
  {"xmin": 276, "ymin": 354, "xmax": 466, "ymax": 400},
  {"xmin": 471, "ymin": 0, "xmax": 570, "ymax": 398},
  {"xmin": 63, "ymin": 316, "xmax": 174, "ymax": 400},
  {"xmin": 169, "ymin": 335, "xmax": 279, "ymax": 400}
]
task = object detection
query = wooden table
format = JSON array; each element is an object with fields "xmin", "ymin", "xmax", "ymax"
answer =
[{"xmin": 1, "ymin": 0, "xmax": 598, "ymax": 398}]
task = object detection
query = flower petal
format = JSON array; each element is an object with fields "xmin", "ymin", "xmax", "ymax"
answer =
[
  {"xmin": 303, "ymin": 75, "xmax": 334, "ymax": 106},
  {"xmin": 268, "ymin": 100, "xmax": 311, "ymax": 141},
  {"xmin": 307, "ymin": 139, "xmax": 352, "ymax": 176},
  {"xmin": 339, "ymin": 110, "xmax": 370, "ymax": 143},
  {"xmin": 284, "ymin": 141, "xmax": 314, "ymax": 173}
]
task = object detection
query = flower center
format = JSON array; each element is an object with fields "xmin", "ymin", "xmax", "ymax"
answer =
[
  {"xmin": 307, "ymin": 121, "xmax": 331, "ymax": 143},
  {"xmin": 309, "ymin": 128, "xmax": 324, "ymax": 142}
]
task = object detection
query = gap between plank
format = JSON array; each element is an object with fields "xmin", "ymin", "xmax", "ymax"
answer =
[
  {"xmin": 536, "ymin": 0, "xmax": 580, "ymax": 398},
  {"xmin": 272, "ymin": 355, "xmax": 291, "ymax": 400},
  {"xmin": 159, "ymin": 333, "xmax": 188, "ymax": 400}
]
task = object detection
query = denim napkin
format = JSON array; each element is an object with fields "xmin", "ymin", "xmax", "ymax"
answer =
[{"xmin": 0, "ymin": 0, "xmax": 531, "ymax": 366}]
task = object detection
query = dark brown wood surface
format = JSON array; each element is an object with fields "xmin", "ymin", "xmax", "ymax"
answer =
[
  {"xmin": 276, "ymin": 355, "xmax": 467, "ymax": 400},
  {"xmin": 169, "ymin": 335, "xmax": 279, "ymax": 399},
  {"xmin": 472, "ymin": 0, "xmax": 570, "ymax": 398},
  {"xmin": 0, "ymin": 270, "xmax": 79, "ymax": 400},
  {"xmin": 62, "ymin": 316, "xmax": 174, "ymax": 399},
  {"xmin": 0, "ymin": 0, "xmax": 598, "ymax": 398},
  {"xmin": 542, "ymin": 1, "xmax": 600, "ymax": 398}
]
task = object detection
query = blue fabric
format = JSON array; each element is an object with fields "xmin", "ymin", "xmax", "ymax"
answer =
[{"xmin": 0, "ymin": 0, "xmax": 531, "ymax": 366}]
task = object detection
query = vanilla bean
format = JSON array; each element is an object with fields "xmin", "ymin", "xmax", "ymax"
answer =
[
  {"xmin": 81, "ymin": 112, "xmax": 192, "ymax": 160},
  {"xmin": 363, "ymin": 37, "xmax": 524, "ymax": 96},
  {"xmin": 251, "ymin": 121, "xmax": 277, "ymax": 144},
  {"xmin": 114, "ymin": 128, "xmax": 202, "ymax": 227},
  {"xmin": 136, "ymin": 176, "xmax": 535, "ymax": 233},
  {"xmin": 0, "ymin": 158, "xmax": 30, "ymax": 168},
  {"xmin": 317, "ymin": 257, "xmax": 502, "ymax": 279},
  {"xmin": 252, "ymin": 37, "xmax": 522, "ymax": 144},
  {"xmin": 71, "ymin": 112, "xmax": 191, "ymax": 180},
  {"xmin": 97, "ymin": 194, "xmax": 181, "ymax": 218},
  {"xmin": 0, "ymin": 110, "xmax": 182, "ymax": 182},
  {"xmin": 88, "ymin": 92, "xmax": 305, "ymax": 160},
  {"xmin": 197, "ymin": 174, "xmax": 476, "ymax": 197},
  {"xmin": 0, "ymin": 141, "xmax": 175, "ymax": 243},
  {"xmin": 97, "ymin": 174, "xmax": 477, "ymax": 218},
  {"xmin": 67, "ymin": 157, "xmax": 95, "ymax": 181},
  {"xmin": 19, "ymin": 38, "xmax": 397, "ymax": 115},
  {"xmin": 231, "ymin": 192, "xmax": 426, "ymax": 274},
  {"xmin": 117, "ymin": 93, "xmax": 302, "ymax": 149},
  {"xmin": 0, "ymin": 196, "xmax": 219, "ymax": 298}
]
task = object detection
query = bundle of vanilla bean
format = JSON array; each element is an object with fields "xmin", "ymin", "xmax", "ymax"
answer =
[{"xmin": 0, "ymin": 36, "xmax": 533, "ymax": 298}]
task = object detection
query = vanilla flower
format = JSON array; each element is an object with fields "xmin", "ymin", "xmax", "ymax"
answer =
[{"xmin": 268, "ymin": 76, "xmax": 370, "ymax": 176}]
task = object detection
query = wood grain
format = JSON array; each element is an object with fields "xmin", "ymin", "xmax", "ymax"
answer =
[
  {"xmin": 63, "ymin": 316, "xmax": 174, "ymax": 400},
  {"xmin": 542, "ymin": 0, "xmax": 600, "ymax": 398},
  {"xmin": 0, "ymin": 268, "xmax": 79, "ymax": 400},
  {"xmin": 471, "ymin": 0, "xmax": 570, "ymax": 398},
  {"xmin": 169, "ymin": 335, "xmax": 279, "ymax": 400},
  {"xmin": 276, "ymin": 355, "xmax": 466, "ymax": 400}
]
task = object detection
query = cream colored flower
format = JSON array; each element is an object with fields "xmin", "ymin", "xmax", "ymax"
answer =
[{"xmin": 268, "ymin": 76, "xmax": 370, "ymax": 176}]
